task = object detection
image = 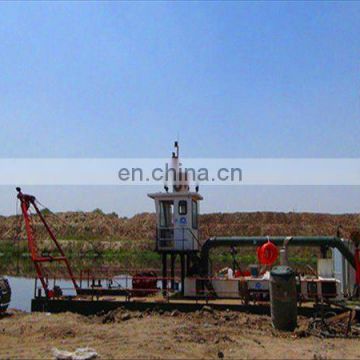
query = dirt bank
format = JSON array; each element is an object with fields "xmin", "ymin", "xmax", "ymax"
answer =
[
  {"xmin": 2, "ymin": 211, "xmax": 360, "ymax": 245},
  {"xmin": 0, "ymin": 308, "xmax": 359, "ymax": 359}
]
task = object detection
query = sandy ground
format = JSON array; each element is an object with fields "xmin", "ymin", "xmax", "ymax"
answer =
[{"xmin": 0, "ymin": 308, "xmax": 359, "ymax": 360}]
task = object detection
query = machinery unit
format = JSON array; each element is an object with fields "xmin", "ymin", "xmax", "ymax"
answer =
[
  {"xmin": 185, "ymin": 250, "xmax": 344, "ymax": 302},
  {"xmin": 298, "ymin": 257, "xmax": 343, "ymax": 301},
  {"xmin": 300, "ymin": 278, "xmax": 341, "ymax": 301},
  {"xmin": 184, "ymin": 271, "xmax": 343, "ymax": 302}
]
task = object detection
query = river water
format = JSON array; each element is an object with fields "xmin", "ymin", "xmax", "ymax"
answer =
[
  {"xmin": 5, "ymin": 276, "xmax": 78, "ymax": 312},
  {"xmin": 5, "ymin": 269, "xmax": 177, "ymax": 312},
  {"xmin": 5, "ymin": 275, "xmax": 141, "ymax": 312},
  {"xmin": 6, "ymin": 276, "xmax": 38, "ymax": 312}
]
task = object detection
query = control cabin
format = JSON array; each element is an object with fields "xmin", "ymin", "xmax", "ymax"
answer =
[{"xmin": 148, "ymin": 191, "xmax": 202, "ymax": 253}]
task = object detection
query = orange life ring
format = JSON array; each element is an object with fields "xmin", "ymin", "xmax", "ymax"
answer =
[{"xmin": 257, "ymin": 240, "xmax": 278, "ymax": 265}]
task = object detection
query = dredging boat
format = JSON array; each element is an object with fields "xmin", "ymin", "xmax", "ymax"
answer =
[{"xmin": 13, "ymin": 143, "xmax": 360, "ymax": 331}]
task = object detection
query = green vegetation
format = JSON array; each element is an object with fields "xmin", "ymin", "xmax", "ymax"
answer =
[
  {"xmin": 0, "ymin": 240, "xmax": 162, "ymax": 276},
  {"xmin": 0, "ymin": 239, "xmax": 318, "ymax": 277},
  {"xmin": 92, "ymin": 208, "xmax": 105, "ymax": 215}
]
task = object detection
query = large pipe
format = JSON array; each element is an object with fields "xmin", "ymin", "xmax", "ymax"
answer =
[{"xmin": 199, "ymin": 236, "xmax": 355, "ymax": 275}]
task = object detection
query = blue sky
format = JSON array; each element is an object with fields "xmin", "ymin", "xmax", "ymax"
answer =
[{"xmin": 0, "ymin": 2, "xmax": 359, "ymax": 216}]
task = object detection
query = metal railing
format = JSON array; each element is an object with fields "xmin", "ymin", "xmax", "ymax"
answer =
[
  {"xmin": 33, "ymin": 271, "xmax": 342, "ymax": 306},
  {"xmin": 33, "ymin": 273, "xmax": 182, "ymax": 302}
]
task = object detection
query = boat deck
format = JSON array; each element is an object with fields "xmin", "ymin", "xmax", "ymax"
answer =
[{"xmin": 31, "ymin": 294, "xmax": 329, "ymax": 317}]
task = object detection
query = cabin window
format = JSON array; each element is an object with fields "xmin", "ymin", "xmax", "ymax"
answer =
[
  {"xmin": 192, "ymin": 200, "xmax": 198, "ymax": 229},
  {"xmin": 178, "ymin": 200, "xmax": 187, "ymax": 215},
  {"xmin": 159, "ymin": 201, "xmax": 173, "ymax": 228}
]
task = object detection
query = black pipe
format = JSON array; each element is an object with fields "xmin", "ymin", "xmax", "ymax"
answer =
[{"xmin": 199, "ymin": 236, "xmax": 355, "ymax": 276}]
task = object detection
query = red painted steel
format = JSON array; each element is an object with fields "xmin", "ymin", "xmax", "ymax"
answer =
[{"xmin": 16, "ymin": 188, "xmax": 78, "ymax": 297}]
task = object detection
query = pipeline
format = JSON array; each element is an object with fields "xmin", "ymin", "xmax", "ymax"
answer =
[{"xmin": 199, "ymin": 236, "xmax": 355, "ymax": 276}]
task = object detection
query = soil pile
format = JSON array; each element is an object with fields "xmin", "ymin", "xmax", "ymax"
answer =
[
  {"xmin": 1, "ymin": 211, "xmax": 359, "ymax": 248},
  {"xmin": 0, "ymin": 309, "xmax": 358, "ymax": 359}
]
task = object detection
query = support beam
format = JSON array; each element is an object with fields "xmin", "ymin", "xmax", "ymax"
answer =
[
  {"xmin": 162, "ymin": 253, "xmax": 167, "ymax": 296},
  {"xmin": 180, "ymin": 254, "xmax": 185, "ymax": 295},
  {"xmin": 170, "ymin": 254, "xmax": 176, "ymax": 290},
  {"xmin": 186, "ymin": 254, "xmax": 191, "ymax": 276}
]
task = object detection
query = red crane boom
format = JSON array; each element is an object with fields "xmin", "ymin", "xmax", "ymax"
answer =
[{"xmin": 16, "ymin": 187, "xmax": 78, "ymax": 297}]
